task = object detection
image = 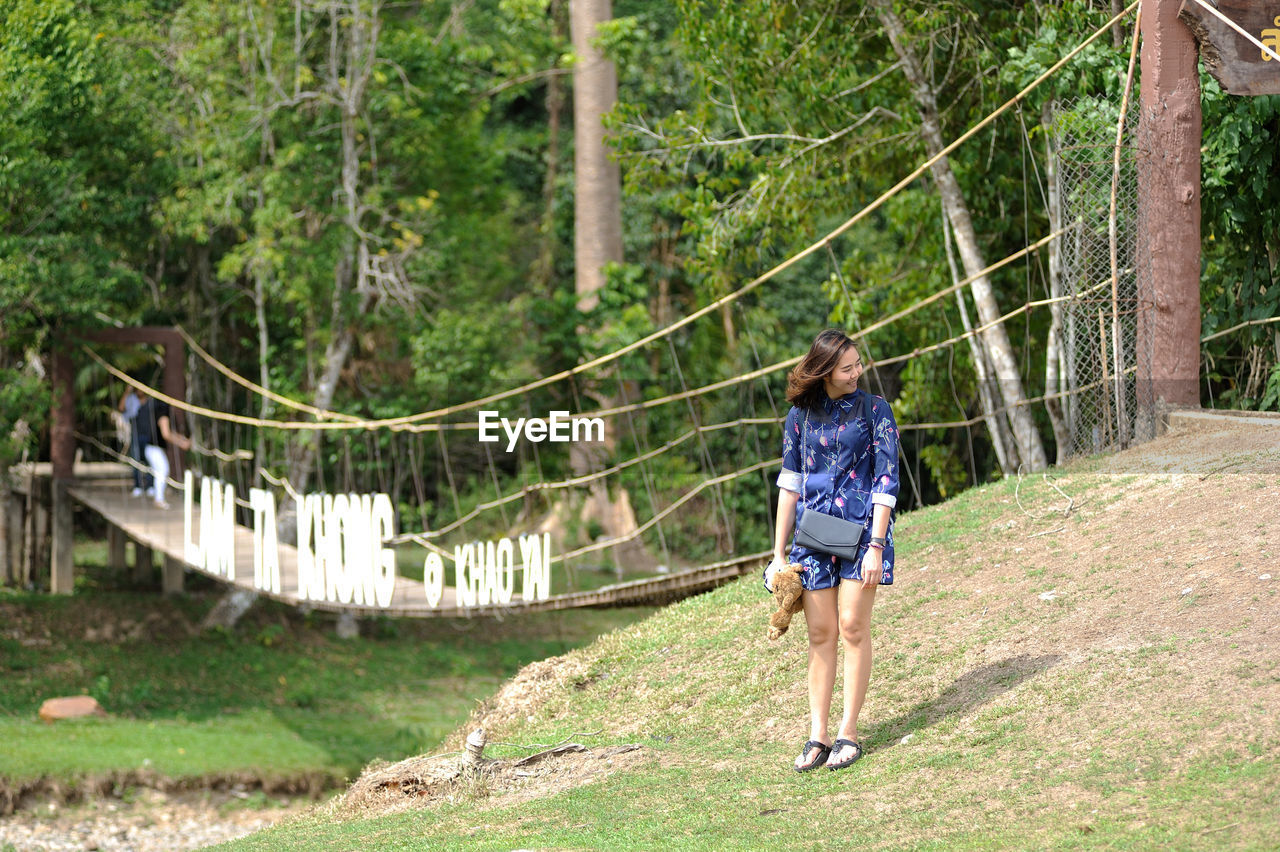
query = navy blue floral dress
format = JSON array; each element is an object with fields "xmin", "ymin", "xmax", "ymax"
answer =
[{"xmin": 775, "ymin": 389, "xmax": 901, "ymax": 590}]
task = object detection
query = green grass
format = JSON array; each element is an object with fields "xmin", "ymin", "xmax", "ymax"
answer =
[
  {"xmin": 0, "ymin": 712, "xmax": 331, "ymax": 781},
  {"xmin": 0, "ymin": 586, "xmax": 653, "ymax": 790},
  {"xmin": 205, "ymin": 466, "xmax": 1278, "ymax": 851}
]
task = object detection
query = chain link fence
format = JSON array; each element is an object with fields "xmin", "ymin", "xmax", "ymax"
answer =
[{"xmin": 1052, "ymin": 96, "xmax": 1152, "ymax": 459}]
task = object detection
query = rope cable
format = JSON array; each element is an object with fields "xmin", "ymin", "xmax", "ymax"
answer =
[
  {"xmin": 385, "ymin": 416, "xmax": 778, "ymax": 544},
  {"xmin": 617, "ymin": 373, "xmax": 673, "ymax": 569},
  {"xmin": 176, "ymin": 325, "xmax": 363, "ymax": 422},
  {"xmin": 1108, "ymin": 6, "xmax": 1142, "ymax": 449},
  {"xmin": 75, "ymin": 7, "xmax": 1154, "ymax": 581},
  {"xmin": 666, "ymin": 335, "xmax": 736, "ymax": 548}
]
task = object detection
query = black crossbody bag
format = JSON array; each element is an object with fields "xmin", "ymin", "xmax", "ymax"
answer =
[{"xmin": 793, "ymin": 393, "xmax": 878, "ymax": 561}]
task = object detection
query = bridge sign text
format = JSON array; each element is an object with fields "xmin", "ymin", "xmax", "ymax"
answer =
[{"xmin": 181, "ymin": 473, "xmax": 551, "ymax": 610}]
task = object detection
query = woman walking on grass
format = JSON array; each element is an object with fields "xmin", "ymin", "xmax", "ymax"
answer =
[{"xmin": 765, "ymin": 329, "xmax": 901, "ymax": 772}]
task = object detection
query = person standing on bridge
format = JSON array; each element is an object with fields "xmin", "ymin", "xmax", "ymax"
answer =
[
  {"xmin": 765, "ymin": 328, "xmax": 900, "ymax": 772},
  {"xmin": 118, "ymin": 387, "xmax": 153, "ymax": 497},
  {"xmin": 134, "ymin": 392, "xmax": 191, "ymax": 510}
]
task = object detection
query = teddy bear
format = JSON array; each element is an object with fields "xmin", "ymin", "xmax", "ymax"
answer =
[{"xmin": 767, "ymin": 562, "xmax": 806, "ymax": 640}]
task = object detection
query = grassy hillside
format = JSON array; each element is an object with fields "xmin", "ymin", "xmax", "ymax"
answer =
[{"xmin": 215, "ymin": 420, "xmax": 1280, "ymax": 851}]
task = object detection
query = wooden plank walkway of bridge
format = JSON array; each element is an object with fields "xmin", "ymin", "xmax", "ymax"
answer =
[{"xmin": 54, "ymin": 466, "xmax": 763, "ymax": 617}]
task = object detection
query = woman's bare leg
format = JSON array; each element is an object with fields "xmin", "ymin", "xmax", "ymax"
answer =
[
  {"xmin": 829, "ymin": 579, "xmax": 877, "ymax": 766},
  {"xmin": 795, "ymin": 587, "xmax": 839, "ymax": 768}
]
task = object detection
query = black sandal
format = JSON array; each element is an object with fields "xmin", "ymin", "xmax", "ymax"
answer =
[
  {"xmin": 826, "ymin": 739, "xmax": 863, "ymax": 771},
  {"xmin": 793, "ymin": 740, "xmax": 831, "ymax": 772}
]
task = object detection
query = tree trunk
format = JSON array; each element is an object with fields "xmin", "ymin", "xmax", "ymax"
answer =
[
  {"xmin": 1042, "ymin": 102, "xmax": 1071, "ymax": 464},
  {"xmin": 569, "ymin": 0, "xmax": 623, "ymax": 312},
  {"xmin": 873, "ymin": 0, "xmax": 1049, "ymax": 471},
  {"xmin": 535, "ymin": 0, "xmax": 567, "ymax": 291},
  {"xmin": 568, "ymin": 0, "xmax": 639, "ymax": 577},
  {"xmin": 254, "ymin": 261, "xmax": 270, "ymax": 478},
  {"xmin": 943, "ymin": 208, "xmax": 1017, "ymax": 473}
]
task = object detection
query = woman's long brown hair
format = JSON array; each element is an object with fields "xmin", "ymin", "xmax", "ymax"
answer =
[{"xmin": 785, "ymin": 329, "xmax": 856, "ymax": 411}]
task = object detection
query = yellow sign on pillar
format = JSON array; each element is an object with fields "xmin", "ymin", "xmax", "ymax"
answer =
[
  {"xmin": 1261, "ymin": 17, "xmax": 1280, "ymax": 61},
  {"xmin": 1180, "ymin": 1, "xmax": 1280, "ymax": 93}
]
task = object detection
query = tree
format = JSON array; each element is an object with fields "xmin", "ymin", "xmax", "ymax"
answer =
[
  {"xmin": 569, "ymin": 0, "xmax": 641, "ymax": 571},
  {"xmin": 870, "ymin": 0, "xmax": 1048, "ymax": 471},
  {"xmin": 0, "ymin": 0, "xmax": 159, "ymax": 334}
]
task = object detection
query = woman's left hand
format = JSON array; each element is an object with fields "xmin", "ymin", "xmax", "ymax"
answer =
[{"xmin": 860, "ymin": 547, "xmax": 883, "ymax": 588}]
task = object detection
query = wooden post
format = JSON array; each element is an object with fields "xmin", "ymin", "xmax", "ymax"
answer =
[
  {"xmin": 7, "ymin": 490, "xmax": 21, "ymax": 585},
  {"xmin": 1137, "ymin": 0, "xmax": 1202, "ymax": 421},
  {"xmin": 162, "ymin": 555, "xmax": 185, "ymax": 596},
  {"xmin": 51, "ymin": 482, "xmax": 74, "ymax": 594},
  {"xmin": 134, "ymin": 542, "xmax": 154, "ymax": 585},
  {"xmin": 19, "ymin": 473, "xmax": 35, "ymax": 588},
  {"xmin": 50, "ymin": 347, "xmax": 76, "ymax": 594},
  {"xmin": 108, "ymin": 526, "xmax": 126, "ymax": 574},
  {"xmin": 0, "ymin": 483, "xmax": 10, "ymax": 585},
  {"xmin": 30, "ymin": 494, "xmax": 48, "ymax": 589}
]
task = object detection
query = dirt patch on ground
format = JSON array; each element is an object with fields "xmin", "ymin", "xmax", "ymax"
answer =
[
  {"xmin": 333, "ymin": 654, "xmax": 648, "ymax": 820},
  {"xmin": 336, "ymin": 739, "xmax": 646, "ymax": 819},
  {"xmin": 443, "ymin": 654, "xmax": 594, "ymax": 751},
  {"xmin": 0, "ymin": 770, "xmax": 335, "ymax": 817},
  {"xmin": 904, "ymin": 417, "xmax": 1279, "ymax": 659},
  {"xmin": 0, "ymin": 789, "xmax": 317, "ymax": 852}
]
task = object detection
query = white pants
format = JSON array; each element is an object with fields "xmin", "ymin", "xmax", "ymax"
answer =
[{"xmin": 144, "ymin": 444, "xmax": 169, "ymax": 504}]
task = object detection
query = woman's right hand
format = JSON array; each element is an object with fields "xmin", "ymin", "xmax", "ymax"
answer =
[{"xmin": 764, "ymin": 555, "xmax": 787, "ymax": 592}]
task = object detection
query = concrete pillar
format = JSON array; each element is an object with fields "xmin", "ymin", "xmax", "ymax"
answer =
[{"xmin": 1136, "ymin": 0, "xmax": 1202, "ymax": 415}]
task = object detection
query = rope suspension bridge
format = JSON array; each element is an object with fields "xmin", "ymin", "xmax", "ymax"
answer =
[{"xmin": 10, "ymin": 2, "xmax": 1270, "ymax": 616}]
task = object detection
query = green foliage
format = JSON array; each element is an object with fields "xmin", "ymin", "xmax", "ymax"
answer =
[
  {"xmin": 4, "ymin": 0, "xmax": 1278, "ymax": 571},
  {"xmin": 1261, "ymin": 364, "xmax": 1280, "ymax": 412},
  {"xmin": 612, "ymin": 0, "xmax": 1116, "ymax": 498},
  {"xmin": 0, "ymin": 0, "xmax": 158, "ymax": 334},
  {"xmin": 0, "ymin": 365, "xmax": 48, "ymax": 469},
  {"xmin": 1200, "ymin": 81, "xmax": 1280, "ymax": 409}
]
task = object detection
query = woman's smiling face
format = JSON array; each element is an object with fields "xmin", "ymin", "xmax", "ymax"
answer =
[{"xmin": 823, "ymin": 346, "xmax": 863, "ymax": 398}]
